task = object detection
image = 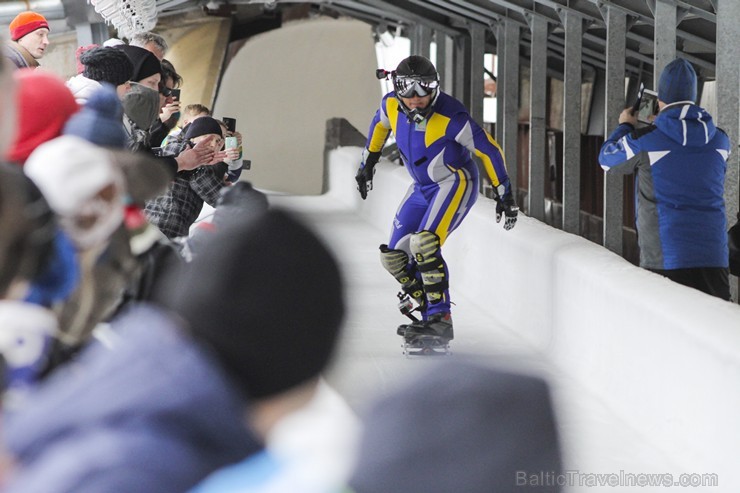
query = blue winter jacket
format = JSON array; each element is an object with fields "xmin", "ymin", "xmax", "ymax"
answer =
[
  {"xmin": 598, "ymin": 103, "xmax": 730, "ymax": 270},
  {"xmin": 3, "ymin": 304, "xmax": 262, "ymax": 493}
]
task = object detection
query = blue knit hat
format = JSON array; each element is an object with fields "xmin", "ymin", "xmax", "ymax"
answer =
[
  {"xmin": 658, "ymin": 58, "xmax": 697, "ymax": 104},
  {"xmin": 63, "ymin": 84, "xmax": 126, "ymax": 149}
]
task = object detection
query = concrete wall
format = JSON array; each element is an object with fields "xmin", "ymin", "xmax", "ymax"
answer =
[
  {"xmin": 327, "ymin": 146, "xmax": 740, "ymax": 491},
  {"xmin": 212, "ymin": 18, "xmax": 380, "ymax": 195},
  {"xmin": 33, "ymin": 30, "xmax": 78, "ymax": 79},
  {"xmin": 161, "ymin": 16, "xmax": 231, "ymax": 112}
]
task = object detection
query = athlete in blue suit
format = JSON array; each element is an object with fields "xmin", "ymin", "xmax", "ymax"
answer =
[{"xmin": 356, "ymin": 55, "xmax": 518, "ymax": 340}]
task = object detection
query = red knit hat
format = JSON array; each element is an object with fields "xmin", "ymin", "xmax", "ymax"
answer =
[
  {"xmin": 9, "ymin": 11, "xmax": 49, "ymax": 41},
  {"xmin": 6, "ymin": 69, "xmax": 79, "ymax": 165}
]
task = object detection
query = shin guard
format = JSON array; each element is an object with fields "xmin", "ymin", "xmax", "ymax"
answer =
[
  {"xmin": 379, "ymin": 244, "xmax": 426, "ymax": 309},
  {"xmin": 409, "ymin": 231, "xmax": 448, "ymax": 306}
]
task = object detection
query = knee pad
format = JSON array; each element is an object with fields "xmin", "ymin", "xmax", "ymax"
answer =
[
  {"xmin": 379, "ymin": 244, "xmax": 425, "ymax": 305},
  {"xmin": 409, "ymin": 231, "xmax": 448, "ymax": 303}
]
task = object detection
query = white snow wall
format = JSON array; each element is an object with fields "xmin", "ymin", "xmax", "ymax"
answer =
[{"xmin": 328, "ymin": 146, "xmax": 740, "ymax": 490}]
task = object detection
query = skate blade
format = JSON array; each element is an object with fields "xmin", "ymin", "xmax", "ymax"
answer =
[{"xmin": 402, "ymin": 335, "xmax": 450, "ymax": 357}]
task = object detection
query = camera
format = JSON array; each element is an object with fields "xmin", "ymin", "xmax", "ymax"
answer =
[
  {"xmin": 222, "ymin": 117, "xmax": 236, "ymax": 133},
  {"xmin": 376, "ymin": 69, "xmax": 392, "ymax": 80}
]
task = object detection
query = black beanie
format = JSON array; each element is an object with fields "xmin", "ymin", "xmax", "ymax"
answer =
[
  {"xmin": 115, "ymin": 44, "xmax": 161, "ymax": 82},
  {"xmin": 157, "ymin": 208, "xmax": 345, "ymax": 399},
  {"xmin": 185, "ymin": 116, "xmax": 223, "ymax": 140},
  {"xmin": 80, "ymin": 47, "xmax": 134, "ymax": 86}
]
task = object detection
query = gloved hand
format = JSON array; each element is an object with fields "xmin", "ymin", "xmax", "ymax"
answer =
[
  {"xmin": 356, "ymin": 149, "xmax": 381, "ymax": 200},
  {"xmin": 495, "ymin": 193, "xmax": 519, "ymax": 231}
]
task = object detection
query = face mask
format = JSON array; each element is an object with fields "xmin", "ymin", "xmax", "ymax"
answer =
[
  {"xmin": 62, "ymin": 194, "xmax": 124, "ymax": 250},
  {"xmin": 0, "ymin": 300, "xmax": 57, "ymax": 392},
  {"xmin": 122, "ymin": 82, "xmax": 160, "ymax": 130}
]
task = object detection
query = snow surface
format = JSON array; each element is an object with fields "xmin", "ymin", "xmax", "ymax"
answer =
[{"xmin": 204, "ymin": 147, "xmax": 740, "ymax": 492}]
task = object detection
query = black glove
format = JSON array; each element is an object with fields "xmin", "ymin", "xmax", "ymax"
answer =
[
  {"xmin": 495, "ymin": 193, "xmax": 519, "ymax": 231},
  {"xmin": 355, "ymin": 149, "xmax": 381, "ymax": 200}
]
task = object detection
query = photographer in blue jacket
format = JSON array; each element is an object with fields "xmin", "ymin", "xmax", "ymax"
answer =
[{"xmin": 599, "ymin": 58, "xmax": 731, "ymax": 300}]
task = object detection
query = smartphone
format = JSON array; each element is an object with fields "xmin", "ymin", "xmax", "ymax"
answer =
[
  {"xmin": 222, "ymin": 117, "xmax": 237, "ymax": 133},
  {"xmin": 224, "ymin": 136, "xmax": 238, "ymax": 150},
  {"xmin": 636, "ymin": 89, "xmax": 658, "ymax": 125},
  {"xmin": 170, "ymin": 88, "xmax": 181, "ymax": 100}
]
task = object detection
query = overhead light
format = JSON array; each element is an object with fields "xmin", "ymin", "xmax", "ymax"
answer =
[{"xmin": 89, "ymin": 0, "xmax": 158, "ymax": 39}]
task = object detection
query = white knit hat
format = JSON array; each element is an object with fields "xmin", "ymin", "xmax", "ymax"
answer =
[{"xmin": 24, "ymin": 135, "xmax": 122, "ymax": 218}]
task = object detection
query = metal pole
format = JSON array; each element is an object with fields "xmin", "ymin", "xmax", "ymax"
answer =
[
  {"xmin": 602, "ymin": 5, "xmax": 627, "ymax": 254},
  {"xmin": 716, "ymin": 0, "xmax": 740, "ymax": 301},
  {"xmin": 503, "ymin": 20, "xmax": 520, "ymax": 201},
  {"xmin": 653, "ymin": 0, "xmax": 677, "ymax": 87},
  {"xmin": 527, "ymin": 14, "xmax": 548, "ymax": 221},
  {"xmin": 561, "ymin": 10, "xmax": 583, "ymax": 234},
  {"xmin": 469, "ymin": 23, "xmax": 486, "ymax": 126},
  {"xmin": 495, "ymin": 21, "xmax": 505, "ymax": 145},
  {"xmin": 412, "ymin": 24, "xmax": 432, "ymax": 58},
  {"xmin": 454, "ymin": 34, "xmax": 471, "ymax": 110},
  {"xmin": 437, "ymin": 33, "xmax": 455, "ymax": 96}
]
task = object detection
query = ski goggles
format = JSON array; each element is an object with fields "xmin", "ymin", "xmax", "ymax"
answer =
[{"xmin": 394, "ymin": 76, "xmax": 439, "ymax": 98}]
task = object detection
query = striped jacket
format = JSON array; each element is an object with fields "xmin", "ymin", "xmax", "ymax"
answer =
[
  {"xmin": 599, "ymin": 102, "xmax": 730, "ymax": 269},
  {"xmin": 144, "ymin": 138, "xmax": 227, "ymax": 239}
]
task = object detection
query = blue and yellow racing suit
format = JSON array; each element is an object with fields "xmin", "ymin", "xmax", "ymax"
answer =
[{"xmin": 364, "ymin": 90, "xmax": 511, "ymax": 316}]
